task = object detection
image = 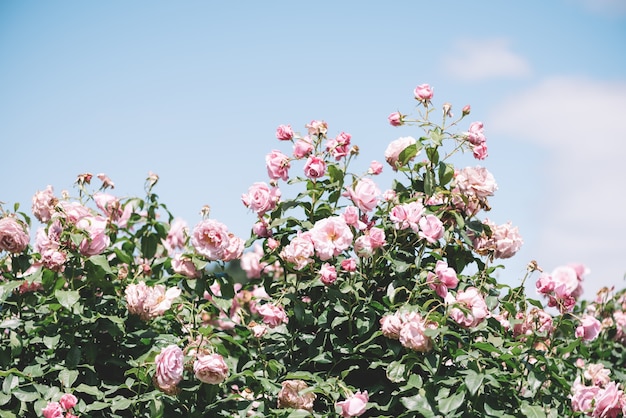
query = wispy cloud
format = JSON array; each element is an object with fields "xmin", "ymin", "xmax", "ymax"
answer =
[
  {"xmin": 489, "ymin": 76, "xmax": 626, "ymax": 297},
  {"xmin": 573, "ymin": 0, "xmax": 626, "ymax": 16},
  {"xmin": 442, "ymin": 38, "xmax": 532, "ymax": 81}
]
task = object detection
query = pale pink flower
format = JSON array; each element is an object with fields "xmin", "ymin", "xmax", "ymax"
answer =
[
  {"xmin": 570, "ymin": 377, "xmax": 599, "ymax": 414},
  {"xmin": 265, "ymin": 150, "xmax": 291, "ymax": 181},
  {"xmin": 240, "ymin": 244, "xmax": 267, "ymax": 279},
  {"xmin": 77, "ymin": 215, "xmax": 110, "ymax": 256},
  {"xmin": 96, "ymin": 172, "xmax": 115, "ymax": 188},
  {"xmin": 341, "ymin": 258, "xmax": 357, "ymax": 272},
  {"xmin": 449, "ymin": 287, "xmax": 489, "ymax": 328},
  {"xmin": 57, "ymin": 201, "xmax": 91, "ymax": 223},
  {"xmin": 252, "ymin": 219, "xmax": 272, "ymax": 238},
  {"xmin": 191, "ymin": 219, "xmax": 232, "ymax": 261},
  {"xmin": 326, "ymin": 131, "xmax": 352, "ymax": 160},
  {"xmin": 346, "ymin": 178, "xmax": 380, "ymax": 213},
  {"xmin": 613, "ymin": 311, "xmax": 626, "ymax": 343},
  {"xmin": 277, "ymin": 380, "xmax": 316, "ymax": 411},
  {"xmin": 354, "ymin": 235, "xmax": 374, "ymax": 258},
  {"xmin": 319, "ymin": 262, "xmax": 337, "ymax": 286},
  {"xmin": 171, "ymin": 254, "xmax": 201, "ymax": 278},
  {"xmin": 257, "ymin": 303, "xmax": 288, "ymax": 328},
  {"xmin": 93, "ymin": 192, "xmax": 121, "ymax": 218},
  {"xmin": 466, "ymin": 121, "xmax": 486, "ymax": 145},
  {"xmin": 222, "ymin": 233, "xmax": 245, "ymax": 262},
  {"xmin": 305, "ymin": 120, "xmax": 328, "ymax": 136},
  {"xmin": 194, "ymin": 353, "xmax": 229, "ymax": 385},
  {"xmin": 390, "ymin": 201, "xmax": 424, "ymax": 231},
  {"xmin": 280, "ymin": 231, "xmax": 315, "ymax": 270},
  {"xmin": 367, "ymin": 227, "xmax": 386, "ymax": 249},
  {"xmin": 125, "ymin": 282, "xmax": 181, "ymax": 320},
  {"xmin": 242, "ymin": 182, "xmax": 281, "ymax": 216},
  {"xmin": 584, "ymin": 363, "xmax": 612, "ymax": 387},
  {"xmin": 336, "ymin": 390, "xmax": 369, "ymax": 417},
  {"xmin": 32, "ymin": 185, "xmax": 57, "ymax": 222},
  {"xmin": 303, "ymin": 155, "xmax": 327, "ymax": 179},
  {"xmin": 472, "ymin": 143, "xmax": 488, "ymax": 160},
  {"xmin": 380, "ymin": 312, "xmax": 404, "ymax": 339},
  {"xmin": 41, "ymin": 401, "xmax": 64, "ymax": 418},
  {"xmin": 384, "ymin": 136, "xmax": 417, "ymax": 170},
  {"xmin": 399, "ymin": 316, "xmax": 434, "ymax": 353},
  {"xmin": 455, "ymin": 166, "xmax": 498, "ymax": 199},
  {"xmin": 154, "ymin": 345, "xmax": 184, "ymax": 394},
  {"xmin": 383, "ymin": 189, "xmax": 397, "ymax": 202},
  {"xmin": 428, "ymin": 260, "xmax": 459, "ymax": 298},
  {"xmin": 491, "ymin": 221, "xmax": 523, "ymax": 259},
  {"xmin": 342, "ymin": 206, "xmax": 365, "ymax": 229},
  {"xmin": 388, "ymin": 111, "xmax": 403, "ymax": 126},
  {"xmin": 59, "ymin": 393, "xmax": 78, "ymax": 410},
  {"xmin": 163, "ymin": 218, "xmax": 188, "ymax": 254},
  {"xmin": 0, "ymin": 217, "xmax": 30, "ymax": 253},
  {"xmin": 293, "ymin": 137, "xmax": 314, "ymax": 159},
  {"xmin": 368, "ymin": 161, "xmax": 383, "ymax": 176},
  {"xmin": 418, "ymin": 214, "xmax": 444, "ymax": 244},
  {"xmin": 276, "ymin": 124, "xmax": 294, "ymax": 141},
  {"xmin": 576, "ymin": 314, "xmax": 602, "ymax": 341},
  {"xmin": 593, "ymin": 381, "xmax": 623, "ymax": 418},
  {"xmin": 413, "ymin": 83, "xmax": 433, "ymax": 102},
  {"xmin": 512, "ymin": 308, "xmax": 554, "ymax": 338},
  {"xmin": 310, "ymin": 216, "xmax": 354, "ymax": 261}
]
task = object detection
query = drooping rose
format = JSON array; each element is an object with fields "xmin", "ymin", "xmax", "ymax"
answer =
[
  {"xmin": 154, "ymin": 345, "xmax": 184, "ymax": 394},
  {"xmin": 575, "ymin": 314, "xmax": 602, "ymax": 341},
  {"xmin": 265, "ymin": 149, "xmax": 291, "ymax": 181},
  {"xmin": 77, "ymin": 215, "xmax": 110, "ymax": 256},
  {"xmin": 171, "ymin": 254, "xmax": 201, "ymax": 278},
  {"xmin": 449, "ymin": 287, "xmax": 489, "ymax": 328},
  {"xmin": 277, "ymin": 380, "xmax": 316, "ymax": 411},
  {"xmin": 0, "ymin": 217, "xmax": 30, "ymax": 253},
  {"xmin": 387, "ymin": 111, "xmax": 403, "ymax": 126},
  {"xmin": 32, "ymin": 185, "xmax": 57, "ymax": 222},
  {"xmin": 193, "ymin": 353, "xmax": 229, "ymax": 385}
]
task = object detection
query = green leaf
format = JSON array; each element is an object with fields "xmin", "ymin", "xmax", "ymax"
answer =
[
  {"xmin": 386, "ymin": 360, "xmax": 406, "ymax": 383},
  {"xmin": 141, "ymin": 234, "xmax": 158, "ymax": 259},
  {"xmin": 520, "ymin": 401, "xmax": 547, "ymax": 418},
  {"xmin": 398, "ymin": 143, "xmax": 418, "ymax": 168},
  {"xmin": 464, "ymin": 370, "xmax": 484, "ymax": 396},
  {"xmin": 438, "ymin": 390, "xmax": 465, "ymax": 414},
  {"xmin": 438, "ymin": 162, "xmax": 455, "ymax": 186},
  {"xmin": 58, "ymin": 369, "xmax": 79, "ymax": 388},
  {"xmin": 400, "ymin": 393, "xmax": 435, "ymax": 417},
  {"xmin": 55, "ymin": 289, "xmax": 80, "ymax": 311},
  {"xmin": 423, "ymin": 169, "xmax": 435, "ymax": 196},
  {"xmin": 110, "ymin": 396, "xmax": 132, "ymax": 412}
]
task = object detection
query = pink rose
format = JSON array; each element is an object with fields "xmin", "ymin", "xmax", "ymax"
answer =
[
  {"xmin": 31, "ymin": 185, "xmax": 57, "ymax": 222},
  {"xmin": 341, "ymin": 258, "xmax": 357, "ymax": 272},
  {"xmin": 277, "ymin": 380, "xmax": 316, "ymax": 411},
  {"xmin": 163, "ymin": 218, "xmax": 188, "ymax": 254},
  {"xmin": 342, "ymin": 206, "xmax": 365, "ymax": 229},
  {"xmin": 276, "ymin": 124, "xmax": 294, "ymax": 141},
  {"xmin": 0, "ymin": 217, "xmax": 30, "ymax": 253},
  {"xmin": 265, "ymin": 150, "xmax": 291, "ymax": 181},
  {"xmin": 418, "ymin": 214, "xmax": 444, "ymax": 244},
  {"xmin": 390, "ymin": 201, "xmax": 424, "ymax": 231},
  {"xmin": 319, "ymin": 263, "xmax": 337, "ymax": 286},
  {"xmin": 310, "ymin": 216, "xmax": 354, "ymax": 261},
  {"xmin": 305, "ymin": 120, "xmax": 328, "ymax": 136},
  {"xmin": 491, "ymin": 221, "xmax": 523, "ymax": 259},
  {"xmin": 125, "ymin": 282, "xmax": 181, "ymax": 320},
  {"xmin": 367, "ymin": 227, "xmax": 386, "ymax": 249},
  {"xmin": 570, "ymin": 377, "xmax": 599, "ymax": 413},
  {"xmin": 387, "ymin": 111, "xmax": 403, "ymax": 126},
  {"xmin": 576, "ymin": 314, "xmax": 602, "ymax": 341},
  {"xmin": 399, "ymin": 316, "xmax": 434, "ymax": 353},
  {"xmin": 154, "ymin": 345, "xmax": 184, "ymax": 394},
  {"xmin": 303, "ymin": 155, "xmax": 327, "ymax": 179},
  {"xmin": 354, "ymin": 235, "xmax": 374, "ymax": 258},
  {"xmin": 384, "ymin": 136, "xmax": 417, "ymax": 170},
  {"xmin": 59, "ymin": 393, "xmax": 78, "ymax": 410},
  {"xmin": 77, "ymin": 215, "xmax": 110, "ymax": 256},
  {"xmin": 191, "ymin": 219, "xmax": 232, "ymax": 261},
  {"xmin": 336, "ymin": 390, "xmax": 369, "ymax": 417},
  {"xmin": 257, "ymin": 303, "xmax": 288, "ymax": 328},
  {"xmin": 414, "ymin": 84, "xmax": 433, "ymax": 102},
  {"xmin": 172, "ymin": 254, "xmax": 201, "ymax": 278},
  {"xmin": 380, "ymin": 312, "xmax": 404, "ymax": 339},
  {"xmin": 593, "ymin": 381, "xmax": 623, "ymax": 418},
  {"xmin": 293, "ymin": 138, "xmax": 314, "ymax": 159},
  {"xmin": 223, "ymin": 233, "xmax": 244, "ymax": 262},
  {"xmin": 93, "ymin": 192, "xmax": 121, "ymax": 218},
  {"xmin": 346, "ymin": 178, "xmax": 380, "ymax": 213},
  {"xmin": 240, "ymin": 244, "xmax": 267, "ymax": 279},
  {"xmin": 455, "ymin": 166, "xmax": 498, "ymax": 198},
  {"xmin": 41, "ymin": 402, "xmax": 64, "ymax": 418},
  {"xmin": 466, "ymin": 121, "xmax": 486, "ymax": 145},
  {"xmin": 280, "ymin": 231, "xmax": 315, "ymax": 270},
  {"xmin": 368, "ymin": 160, "xmax": 383, "ymax": 175},
  {"xmin": 428, "ymin": 260, "xmax": 459, "ymax": 298},
  {"xmin": 193, "ymin": 353, "xmax": 229, "ymax": 384},
  {"xmin": 584, "ymin": 363, "xmax": 612, "ymax": 387},
  {"xmin": 449, "ymin": 287, "xmax": 489, "ymax": 328},
  {"xmin": 326, "ymin": 131, "xmax": 351, "ymax": 160},
  {"xmin": 472, "ymin": 143, "xmax": 488, "ymax": 160}
]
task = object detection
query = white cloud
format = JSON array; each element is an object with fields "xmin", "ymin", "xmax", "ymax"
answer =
[
  {"xmin": 442, "ymin": 38, "xmax": 532, "ymax": 81},
  {"xmin": 489, "ymin": 76, "xmax": 626, "ymax": 297}
]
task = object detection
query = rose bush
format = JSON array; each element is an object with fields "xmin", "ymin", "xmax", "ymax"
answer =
[{"xmin": 1, "ymin": 85, "xmax": 626, "ymax": 417}]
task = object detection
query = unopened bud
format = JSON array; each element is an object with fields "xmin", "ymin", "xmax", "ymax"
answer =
[
  {"xmin": 462, "ymin": 105, "xmax": 471, "ymax": 116},
  {"xmin": 442, "ymin": 102, "xmax": 453, "ymax": 118}
]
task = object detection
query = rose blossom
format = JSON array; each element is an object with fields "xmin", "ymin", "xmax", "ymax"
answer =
[
  {"xmin": 310, "ymin": 216, "xmax": 354, "ymax": 261},
  {"xmin": 191, "ymin": 219, "xmax": 232, "ymax": 261},
  {"xmin": 277, "ymin": 380, "xmax": 316, "ymax": 411},
  {"xmin": 93, "ymin": 192, "xmax": 121, "ymax": 219},
  {"xmin": 59, "ymin": 393, "xmax": 78, "ymax": 410},
  {"xmin": 380, "ymin": 312, "xmax": 404, "ymax": 339},
  {"xmin": 171, "ymin": 254, "xmax": 201, "ymax": 278},
  {"xmin": 384, "ymin": 136, "xmax": 417, "ymax": 171},
  {"xmin": 466, "ymin": 121, "xmax": 486, "ymax": 145},
  {"xmin": 570, "ymin": 377, "xmax": 599, "ymax": 414},
  {"xmin": 346, "ymin": 178, "xmax": 380, "ymax": 213},
  {"xmin": 41, "ymin": 402, "xmax": 64, "ymax": 418},
  {"xmin": 336, "ymin": 390, "xmax": 369, "ymax": 417},
  {"xmin": 414, "ymin": 83, "xmax": 433, "ymax": 102},
  {"xmin": 455, "ymin": 166, "xmax": 498, "ymax": 199},
  {"xmin": 449, "ymin": 287, "xmax": 489, "ymax": 328},
  {"xmin": 163, "ymin": 218, "xmax": 188, "ymax": 254},
  {"xmin": 584, "ymin": 363, "xmax": 612, "ymax": 387},
  {"xmin": 342, "ymin": 206, "xmax": 366, "ymax": 229},
  {"xmin": 280, "ymin": 231, "xmax": 315, "ymax": 270},
  {"xmin": 368, "ymin": 160, "xmax": 383, "ymax": 175},
  {"xmin": 32, "ymin": 185, "xmax": 57, "ymax": 222},
  {"xmin": 341, "ymin": 258, "xmax": 357, "ymax": 272},
  {"xmin": 491, "ymin": 221, "xmax": 523, "ymax": 259},
  {"xmin": 240, "ymin": 244, "xmax": 267, "ymax": 279},
  {"xmin": 276, "ymin": 124, "xmax": 294, "ymax": 141},
  {"xmin": 418, "ymin": 214, "xmax": 444, "ymax": 243},
  {"xmin": 293, "ymin": 137, "xmax": 314, "ymax": 159},
  {"xmin": 125, "ymin": 282, "xmax": 182, "ymax": 320},
  {"xmin": 326, "ymin": 131, "xmax": 352, "ymax": 160},
  {"xmin": 305, "ymin": 120, "xmax": 328, "ymax": 136},
  {"xmin": 472, "ymin": 143, "xmax": 488, "ymax": 160},
  {"xmin": 0, "ymin": 217, "xmax": 30, "ymax": 253},
  {"xmin": 154, "ymin": 345, "xmax": 184, "ymax": 394},
  {"xmin": 427, "ymin": 260, "xmax": 459, "ymax": 298},
  {"xmin": 257, "ymin": 303, "xmax": 288, "ymax": 328},
  {"xmin": 576, "ymin": 314, "xmax": 602, "ymax": 341},
  {"xmin": 222, "ymin": 233, "xmax": 244, "ymax": 262},
  {"xmin": 593, "ymin": 381, "xmax": 624, "ymax": 418},
  {"xmin": 390, "ymin": 201, "xmax": 424, "ymax": 231},
  {"xmin": 265, "ymin": 149, "xmax": 291, "ymax": 181},
  {"xmin": 399, "ymin": 316, "xmax": 434, "ymax": 353},
  {"xmin": 193, "ymin": 353, "xmax": 229, "ymax": 384},
  {"xmin": 387, "ymin": 111, "xmax": 403, "ymax": 126},
  {"xmin": 77, "ymin": 215, "xmax": 110, "ymax": 256},
  {"xmin": 303, "ymin": 155, "xmax": 327, "ymax": 179},
  {"xmin": 319, "ymin": 262, "xmax": 337, "ymax": 286}
]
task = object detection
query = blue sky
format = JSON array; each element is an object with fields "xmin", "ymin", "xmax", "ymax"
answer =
[{"xmin": 1, "ymin": 1, "xmax": 625, "ymax": 298}]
